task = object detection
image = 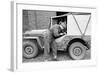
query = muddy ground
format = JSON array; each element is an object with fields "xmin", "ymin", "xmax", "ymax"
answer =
[{"xmin": 23, "ymin": 49, "xmax": 90, "ymax": 63}]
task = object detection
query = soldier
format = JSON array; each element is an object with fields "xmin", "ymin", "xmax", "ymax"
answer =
[
  {"xmin": 50, "ymin": 21, "xmax": 67, "ymax": 61},
  {"xmin": 43, "ymin": 20, "xmax": 67, "ymax": 61}
]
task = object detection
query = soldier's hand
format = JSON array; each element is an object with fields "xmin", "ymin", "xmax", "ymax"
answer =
[
  {"xmin": 63, "ymin": 32, "xmax": 66, "ymax": 35},
  {"xmin": 60, "ymin": 33, "xmax": 64, "ymax": 35}
]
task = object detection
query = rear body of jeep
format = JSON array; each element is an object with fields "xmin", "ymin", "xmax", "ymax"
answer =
[
  {"xmin": 50, "ymin": 13, "xmax": 91, "ymax": 59},
  {"xmin": 50, "ymin": 13, "xmax": 91, "ymax": 50}
]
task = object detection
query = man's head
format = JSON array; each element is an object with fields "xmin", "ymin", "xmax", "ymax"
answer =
[{"xmin": 59, "ymin": 21, "xmax": 66, "ymax": 30}]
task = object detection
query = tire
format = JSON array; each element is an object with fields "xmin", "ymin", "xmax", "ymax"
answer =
[
  {"xmin": 68, "ymin": 42, "xmax": 86, "ymax": 60},
  {"xmin": 23, "ymin": 40, "xmax": 38, "ymax": 59}
]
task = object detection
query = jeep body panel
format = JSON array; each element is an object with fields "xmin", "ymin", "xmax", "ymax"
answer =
[
  {"xmin": 24, "ymin": 29, "xmax": 47, "ymax": 36},
  {"xmin": 54, "ymin": 35, "xmax": 91, "ymax": 51},
  {"xmin": 23, "ymin": 29, "xmax": 48, "ymax": 49}
]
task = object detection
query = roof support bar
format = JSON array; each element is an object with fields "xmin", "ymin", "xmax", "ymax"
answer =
[
  {"xmin": 71, "ymin": 13, "xmax": 83, "ymax": 35},
  {"xmin": 83, "ymin": 15, "xmax": 91, "ymax": 35}
]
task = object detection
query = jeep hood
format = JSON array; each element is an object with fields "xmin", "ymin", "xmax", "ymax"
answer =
[{"xmin": 24, "ymin": 29, "xmax": 48, "ymax": 36}]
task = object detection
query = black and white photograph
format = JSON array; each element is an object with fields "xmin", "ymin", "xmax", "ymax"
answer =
[
  {"xmin": 11, "ymin": 2, "xmax": 97, "ymax": 71},
  {"xmin": 22, "ymin": 10, "xmax": 91, "ymax": 63}
]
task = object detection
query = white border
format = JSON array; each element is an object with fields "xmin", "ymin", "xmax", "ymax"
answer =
[{"xmin": 11, "ymin": 1, "xmax": 97, "ymax": 71}]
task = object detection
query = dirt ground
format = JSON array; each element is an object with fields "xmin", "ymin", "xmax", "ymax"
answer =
[{"xmin": 23, "ymin": 49, "xmax": 90, "ymax": 63}]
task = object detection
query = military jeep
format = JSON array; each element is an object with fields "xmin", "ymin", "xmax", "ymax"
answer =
[{"xmin": 23, "ymin": 12, "xmax": 91, "ymax": 60}]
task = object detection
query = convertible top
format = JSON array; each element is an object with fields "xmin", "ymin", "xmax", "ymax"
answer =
[{"xmin": 51, "ymin": 12, "xmax": 91, "ymax": 18}]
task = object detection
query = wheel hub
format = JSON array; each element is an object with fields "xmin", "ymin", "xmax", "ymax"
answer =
[
  {"xmin": 73, "ymin": 47, "xmax": 82, "ymax": 56},
  {"xmin": 25, "ymin": 46, "xmax": 34, "ymax": 55}
]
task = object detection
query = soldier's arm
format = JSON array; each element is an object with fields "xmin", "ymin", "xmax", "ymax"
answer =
[{"xmin": 53, "ymin": 28, "xmax": 60, "ymax": 37}]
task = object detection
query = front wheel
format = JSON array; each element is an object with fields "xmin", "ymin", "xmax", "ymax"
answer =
[
  {"xmin": 23, "ymin": 40, "xmax": 38, "ymax": 59},
  {"xmin": 68, "ymin": 42, "xmax": 86, "ymax": 60}
]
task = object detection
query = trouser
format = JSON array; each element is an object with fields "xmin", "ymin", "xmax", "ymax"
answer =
[
  {"xmin": 51, "ymin": 40, "xmax": 57, "ymax": 58},
  {"xmin": 43, "ymin": 30, "xmax": 51, "ymax": 59},
  {"xmin": 43, "ymin": 30, "xmax": 58, "ymax": 59},
  {"xmin": 44, "ymin": 39, "xmax": 50, "ymax": 58},
  {"xmin": 44, "ymin": 38, "xmax": 57, "ymax": 59}
]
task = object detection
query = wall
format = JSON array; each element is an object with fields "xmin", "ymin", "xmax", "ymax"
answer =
[{"xmin": 23, "ymin": 10, "xmax": 56, "ymax": 32}]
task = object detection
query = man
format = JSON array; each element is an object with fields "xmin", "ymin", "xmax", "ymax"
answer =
[
  {"xmin": 43, "ymin": 20, "xmax": 66, "ymax": 61},
  {"xmin": 50, "ymin": 21, "xmax": 67, "ymax": 60}
]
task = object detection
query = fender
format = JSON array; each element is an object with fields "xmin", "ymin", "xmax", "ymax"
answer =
[{"xmin": 23, "ymin": 36, "xmax": 43, "ymax": 49}]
